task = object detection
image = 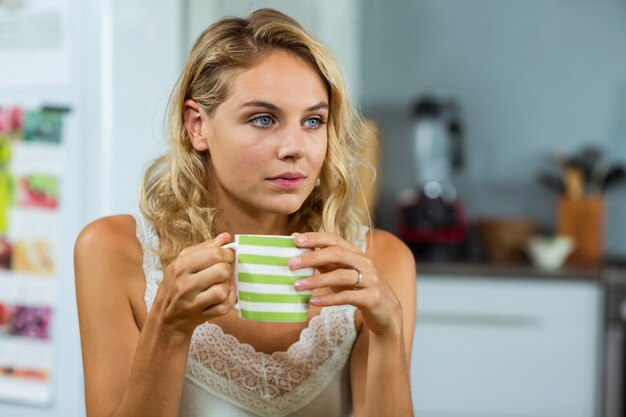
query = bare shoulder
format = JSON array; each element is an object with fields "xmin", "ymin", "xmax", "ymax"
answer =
[
  {"xmin": 75, "ymin": 214, "xmax": 137, "ymax": 246},
  {"xmin": 74, "ymin": 215, "xmax": 143, "ymax": 286},
  {"xmin": 74, "ymin": 214, "xmax": 146, "ymax": 327},
  {"xmin": 75, "ymin": 215, "xmax": 140, "ymax": 259},
  {"xmin": 365, "ymin": 228, "xmax": 416, "ymax": 283}
]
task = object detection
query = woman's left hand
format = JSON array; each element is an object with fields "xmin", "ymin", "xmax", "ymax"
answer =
[{"xmin": 289, "ymin": 232, "xmax": 402, "ymax": 337}]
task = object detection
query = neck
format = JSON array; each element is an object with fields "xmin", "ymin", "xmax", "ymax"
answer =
[
  {"xmin": 217, "ymin": 212, "xmax": 292, "ymax": 236},
  {"xmin": 214, "ymin": 196, "xmax": 293, "ymax": 236}
]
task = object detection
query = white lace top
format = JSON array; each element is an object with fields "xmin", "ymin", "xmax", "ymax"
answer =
[{"xmin": 134, "ymin": 215, "xmax": 363, "ymax": 417}]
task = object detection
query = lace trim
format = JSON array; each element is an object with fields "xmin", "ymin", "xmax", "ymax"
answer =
[
  {"xmin": 186, "ymin": 305, "xmax": 355, "ymax": 417},
  {"xmin": 135, "ymin": 214, "xmax": 163, "ymax": 311},
  {"xmin": 134, "ymin": 214, "xmax": 360, "ymax": 416}
]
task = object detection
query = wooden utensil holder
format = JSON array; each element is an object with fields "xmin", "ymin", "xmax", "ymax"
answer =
[{"xmin": 557, "ymin": 196, "xmax": 604, "ymax": 267}]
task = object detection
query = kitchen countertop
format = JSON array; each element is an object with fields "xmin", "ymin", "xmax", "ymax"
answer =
[{"xmin": 415, "ymin": 261, "xmax": 625, "ymax": 282}]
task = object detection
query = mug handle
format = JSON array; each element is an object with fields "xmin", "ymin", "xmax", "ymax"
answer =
[{"xmin": 221, "ymin": 242, "xmax": 239, "ymax": 311}]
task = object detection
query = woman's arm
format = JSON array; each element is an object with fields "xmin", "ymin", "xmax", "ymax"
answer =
[
  {"xmin": 75, "ymin": 216, "xmax": 236, "ymax": 417},
  {"xmin": 349, "ymin": 230, "xmax": 416, "ymax": 417},
  {"xmin": 290, "ymin": 229, "xmax": 416, "ymax": 417}
]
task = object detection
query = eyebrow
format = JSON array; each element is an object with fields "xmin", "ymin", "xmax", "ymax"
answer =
[{"xmin": 241, "ymin": 100, "xmax": 329, "ymax": 112}]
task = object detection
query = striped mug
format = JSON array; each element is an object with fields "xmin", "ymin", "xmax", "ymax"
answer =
[{"xmin": 223, "ymin": 235, "xmax": 313, "ymax": 322}]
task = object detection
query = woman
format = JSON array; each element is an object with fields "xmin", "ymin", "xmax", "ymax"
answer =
[{"xmin": 75, "ymin": 8, "xmax": 416, "ymax": 417}]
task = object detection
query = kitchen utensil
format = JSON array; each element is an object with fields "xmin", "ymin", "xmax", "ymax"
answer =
[
  {"xmin": 526, "ymin": 235, "xmax": 574, "ymax": 270},
  {"xmin": 564, "ymin": 165, "xmax": 585, "ymax": 199},
  {"xmin": 577, "ymin": 146, "xmax": 604, "ymax": 180},
  {"xmin": 602, "ymin": 165, "xmax": 626, "ymax": 192},
  {"xmin": 537, "ymin": 170, "xmax": 564, "ymax": 193},
  {"xmin": 589, "ymin": 160, "xmax": 612, "ymax": 194}
]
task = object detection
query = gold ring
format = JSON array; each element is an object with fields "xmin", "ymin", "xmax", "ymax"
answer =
[{"xmin": 352, "ymin": 267, "xmax": 363, "ymax": 289}]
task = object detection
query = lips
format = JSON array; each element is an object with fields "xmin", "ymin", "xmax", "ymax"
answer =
[{"xmin": 267, "ymin": 172, "xmax": 306, "ymax": 189}]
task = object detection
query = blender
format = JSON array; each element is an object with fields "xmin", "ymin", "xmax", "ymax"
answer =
[{"xmin": 397, "ymin": 93, "xmax": 468, "ymax": 261}]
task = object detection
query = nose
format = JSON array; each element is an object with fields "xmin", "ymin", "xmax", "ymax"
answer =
[{"xmin": 277, "ymin": 124, "xmax": 305, "ymax": 161}]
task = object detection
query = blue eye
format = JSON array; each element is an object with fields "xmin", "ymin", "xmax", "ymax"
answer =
[
  {"xmin": 251, "ymin": 115, "xmax": 274, "ymax": 127},
  {"xmin": 305, "ymin": 117, "xmax": 323, "ymax": 129}
]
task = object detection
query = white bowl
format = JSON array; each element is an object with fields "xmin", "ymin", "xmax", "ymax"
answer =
[{"xmin": 525, "ymin": 235, "xmax": 574, "ymax": 270}]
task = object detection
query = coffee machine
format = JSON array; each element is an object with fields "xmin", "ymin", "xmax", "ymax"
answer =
[{"xmin": 398, "ymin": 93, "xmax": 468, "ymax": 260}]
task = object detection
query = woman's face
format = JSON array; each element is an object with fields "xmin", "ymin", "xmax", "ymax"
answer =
[{"xmin": 193, "ymin": 50, "xmax": 329, "ymax": 217}]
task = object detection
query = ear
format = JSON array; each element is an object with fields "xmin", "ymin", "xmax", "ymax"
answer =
[{"xmin": 183, "ymin": 99, "xmax": 210, "ymax": 151}]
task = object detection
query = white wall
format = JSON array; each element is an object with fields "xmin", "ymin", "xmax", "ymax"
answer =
[
  {"xmin": 187, "ymin": 0, "xmax": 361, "ymax": 103},
  {"xmin": 91, "ymin": 0, "xmax": 184, "ymax": 219},
  {"xmin": 361, "ymin": 0, "xmax": 626, "ymax": 255}
]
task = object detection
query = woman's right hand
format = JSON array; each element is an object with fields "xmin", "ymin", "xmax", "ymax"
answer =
[{"xmin": 150, "ymin": 232, "xmax": 237, "ymax": 337}]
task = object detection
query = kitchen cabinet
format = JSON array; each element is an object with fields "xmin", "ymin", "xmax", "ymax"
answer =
[{"xmin": 411, "ymin": 274, "xmax": 603, "ymax": 417}]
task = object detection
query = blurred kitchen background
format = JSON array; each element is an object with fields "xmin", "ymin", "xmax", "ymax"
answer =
[{"xmin": 1, "ymin": 0, "xmax": 626, "ymax": 416}]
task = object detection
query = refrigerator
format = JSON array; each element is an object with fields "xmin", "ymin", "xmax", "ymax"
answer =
[{"xmin": 0, "ymin": 0, "xmax": 182, "ymax": 416}]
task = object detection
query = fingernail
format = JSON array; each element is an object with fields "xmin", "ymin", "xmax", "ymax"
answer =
[
  {"xmin": 310, "ymin": 297, "xmax": 321, "ymax": 305},
  {"xmin": 293, "ymin": 280, "xmax": 307, "ymax": 290},
  {"xmin": 216, "ymin": 232, "xmax": 227, "ymax": 239},
  {"xmin": 296, "ymin": 235, "xmax": 308, "ymax": 243},
  {"xmin": 288, "ymin": 257, "xmax": 302, "ymax": 267}
]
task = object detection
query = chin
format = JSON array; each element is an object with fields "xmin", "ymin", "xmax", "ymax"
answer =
[
  {"xmin": 267, "ymin": 202, "xmax": 305, "ymax": 216},
  {"xmin": 259, "ymin": 195, "xmax": 308, "ymax": 215}
]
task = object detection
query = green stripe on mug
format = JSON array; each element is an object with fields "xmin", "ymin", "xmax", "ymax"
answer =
[
  {"xmin": 238, "ymin": 272, "xmax": 299, "ymax": 285},
  {"xmin": 230, "ymin": 234, "xmax": 312, "ymax": 322},
  {"xmin": 238, "ymin": 235, "xmax": 297, "ymax": 248},
  {"xmin": 240, "ymin": 310, "xmax": 309, "ymax": 322},
  {"xmin": 238, "ymin": 254, "xmax": 290, "ymax": 266},
  {"xmin": 239, "ymin": 291, "xmax": 311, "ymax": 304}
]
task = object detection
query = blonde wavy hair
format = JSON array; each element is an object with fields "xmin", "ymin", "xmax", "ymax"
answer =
[{"xmin": 139, "ymin": 8, "xmax": 370, "ymax": 264}]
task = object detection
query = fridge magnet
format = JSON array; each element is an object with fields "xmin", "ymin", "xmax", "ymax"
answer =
[
  {"xmin": 11, "ymin": 239, "xmax": 54, "ymax": 275},
  {"xmin": 8, "ymin": 305, "xmax": 51, "ymax": 340},
  {"xmin": 0, "ymin": 134, "xmax": 13, "ymax": 237},
  {"xmin": 18, "ymin": 174, "xmax": 58, "ymax": 209},
  {"xmin": 23, "ymin": 111, "xmax": 62, "ymax": 144},
  {"xmin": 0, "ymin": 303, "xmax": 9, "ymax": 334},
  {"xmin": 0, "ymin": 238, "xmax": 11, "ymax": 269},
  {"xmin": 0, "ymin": 107, "xmax": 24, "ymax": 142}
]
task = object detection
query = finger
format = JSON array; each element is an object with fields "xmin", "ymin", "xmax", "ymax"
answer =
[
  {"xmin": 292, "ymin": 232, "xmax": 361, "ymax": 254},
  {"xmin": 173, "ymin": 245, "xmax": 235, "ymax": 275},
  {"xmin": 170, "ymin": 261, "xmax": 232, "ymax": 300},
  {"xmin": 177, "ymin": 232, "xmax": 233, "ymax": 258},
  {"xmin": 190, "ymin": 261, "xmax": 232, "ymax": 289},
  {"xmin": 294, "ymin": 267, "xmax": 366, "ymax": 291},
  {"xmin": 194, "ymin": 281, "xmax": 232, "ymax": 308},
  {"xmin": 288, "ymin": 245, "xmax": 367, "ymax": 271},
  {"xmin": 200, "ymin": 286, "xmax": 238, "ymax": 317},
  {"xmin": 309, "ymin": 287, "xmax": 376, "ymax": 309}
]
